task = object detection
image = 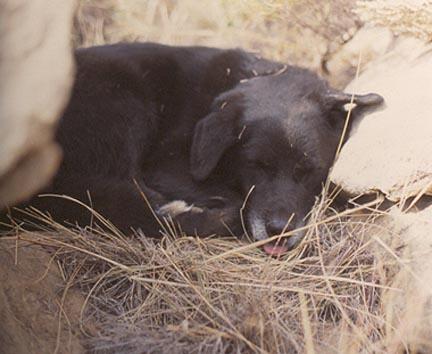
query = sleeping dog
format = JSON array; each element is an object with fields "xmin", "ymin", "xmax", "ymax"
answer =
[{"xmin": 2, "ymin": 43, "xmax": 383, "ymax": 255}]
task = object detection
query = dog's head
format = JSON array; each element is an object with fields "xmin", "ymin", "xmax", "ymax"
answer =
[{"xmin": 191, "ymin": 68, "xmax": 383, "ymax": 255}]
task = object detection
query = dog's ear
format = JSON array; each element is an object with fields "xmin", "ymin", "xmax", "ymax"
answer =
[
  {"xmin": 324, "ymin": 90, "xmax": 384, "ymax": 113},
  {"xmin": 322, "ymin": 90, "xmax": 384, "ymax": 142},
  {"xmin": 190, "ymin": 96, "xmax": 241, "ymax": 181}
]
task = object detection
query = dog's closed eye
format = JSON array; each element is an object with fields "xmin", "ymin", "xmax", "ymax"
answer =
[
  {"xmin": 293, "ymin": 161, "xmax": 312, "ymax": 183},
  {"xmin": 247, "ymin": 159, "xmax": 271, "ymax": 169},
  {"xmin": 206, "ymin": 196, "xmax": 229, "ymax": 209}
]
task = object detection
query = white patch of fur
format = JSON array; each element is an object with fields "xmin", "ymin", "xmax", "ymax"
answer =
[
  {"xmin": 157, "ymin": 200, "xmax": 203, "ymax": 217},
  {"xmin": 285, "ymin": 230, "xmax": 306, "ymax": 249},
  {"xmin": 249, "ymin": 212, "xmax": 268, "ymax": 241},
  {"xmin": 284, "ymin": 219, "xmax": 307, "ymax": 249}
]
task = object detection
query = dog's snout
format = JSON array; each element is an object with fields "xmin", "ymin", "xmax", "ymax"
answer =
[
  {"xmin": 266, "ymin": 219, "xmax": 286, "ymax": 235},
  {"xmin": 262, "ymin": 213, "xmax": 306, "ymax": 256},
  {"xmin": 266, "ymin": 209, "xmax": 297, "ymax": 236}
]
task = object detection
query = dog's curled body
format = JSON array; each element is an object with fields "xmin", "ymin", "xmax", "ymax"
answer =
[{"xmin": 3, "ymin": 43, "xmax": 383, "ymax": 252}]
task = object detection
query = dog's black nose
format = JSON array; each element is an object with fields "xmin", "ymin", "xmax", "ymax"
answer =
[{"xmin": 266, "ymin": 218, "xmax": 289, "ymax": 236}]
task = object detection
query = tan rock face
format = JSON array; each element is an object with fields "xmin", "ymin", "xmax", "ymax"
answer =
[
  {"xmin": 330, "ymin": 37, "xmax": 432, "ymax": 201},
  {"xmin": 325, "ymin": 26, "xmax": 394, "ymax": 88},
  {"xmin": 379, "ymin": 206, "xmax": 432, "ymax": 353},
  {"xmin": 0, "ymin": 0, "xmax": 76, "ymax": 207}
]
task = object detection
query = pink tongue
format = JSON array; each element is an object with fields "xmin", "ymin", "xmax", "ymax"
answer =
[{"xmin": 263, "ymin": 243, "xmax": 289, "ymax": 256}]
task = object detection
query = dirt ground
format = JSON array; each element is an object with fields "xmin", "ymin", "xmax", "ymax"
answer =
[{"xmin": 0, "ymin": 239, "xmax": 85, "ymax": 354}]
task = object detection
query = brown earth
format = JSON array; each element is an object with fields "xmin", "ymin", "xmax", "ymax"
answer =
[{"xmin": 0, "ymin": 238, "xmax": 85, "ymax": 354}]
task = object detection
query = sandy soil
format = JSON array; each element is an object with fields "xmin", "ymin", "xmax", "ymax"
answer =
[{"xmin": 0, "ymin": 239, "xmax": 85, "ymax": 354}]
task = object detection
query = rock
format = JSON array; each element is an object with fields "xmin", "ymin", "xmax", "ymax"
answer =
[
  {"xmin": 330, "ymin": 37, "xmax": 432, "ymax": 201},
  {"xmin": 325, "ymin": 26, "xmax": 394, "ymax": 88},
  {"xmin": 0, "ymin": 0, "xmax": 75, "ymax": 207},
  {"xmin": 380, "ymin": 206, "xmax": 432, "ymax": 352}
]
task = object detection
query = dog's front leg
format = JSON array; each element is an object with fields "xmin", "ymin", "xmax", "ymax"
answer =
[{"xmin": 157, "ymin": 198, "xmax": 241, "ymax": 236}]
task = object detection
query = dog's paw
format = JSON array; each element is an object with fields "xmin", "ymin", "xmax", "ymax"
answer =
[{"xmin": 157, "ymin": 200, "xmax": 204, "ymax": 218}]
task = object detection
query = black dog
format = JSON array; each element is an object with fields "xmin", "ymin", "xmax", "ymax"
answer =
[{"xmin": 2, "ymin": 43, "xmax": 383, "ymax": 255}]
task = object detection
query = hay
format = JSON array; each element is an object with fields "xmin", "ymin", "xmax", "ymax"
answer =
[
  {"xmin": 72, "ymin": 0, "xmax": 360, "ymax": 76},
  {"xmin": 356, "ymin": 0, "xmax": 432, "ymax": 41},
  {"xmin": 2, "ymin": 194, "xmax": 404, "ymax": 353}
]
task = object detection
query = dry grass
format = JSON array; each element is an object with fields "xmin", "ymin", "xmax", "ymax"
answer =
[
  {"xmin": 356, "ymin": 0, "xmax": 432, "ymax": 41},
  {"xmin": 73, "ymin": 0, "xmax": 360, "ymax": 76},
  {"xmin": 3, "ymin": 192, "xmax": 407, "ymax": 353}
]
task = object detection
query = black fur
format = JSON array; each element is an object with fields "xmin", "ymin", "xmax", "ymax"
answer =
[{"xmin": 1, "ymin": 43, "xmax": 383, "ymax": 248}]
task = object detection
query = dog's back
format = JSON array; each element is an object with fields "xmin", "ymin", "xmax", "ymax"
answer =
[{"xmin": 2, "ymin": 43, "xmax": 279, "ymax": 233}]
